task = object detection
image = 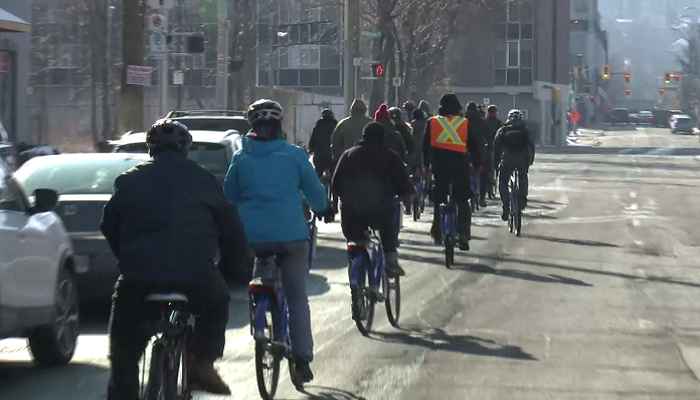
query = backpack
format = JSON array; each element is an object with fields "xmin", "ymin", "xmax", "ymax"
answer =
[{"xmin": 501, "ymin": 124, "xmax": 528, "ymax": 151}]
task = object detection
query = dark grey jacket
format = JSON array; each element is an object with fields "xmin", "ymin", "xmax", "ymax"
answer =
[
  {"xmin": 493, "ymin": 120, "xmax": 535, "ymax": 170},
  {"xmin": 101, "ymin": 151, "xmax": 248, "ymax": 283}
]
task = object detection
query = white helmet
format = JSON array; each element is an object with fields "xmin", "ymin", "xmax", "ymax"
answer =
[
  {"xmin": 507, "ymin": 109, "xmax": 524, "ymax": 121},
  {"xmin": 247, "ymin": 99, "xmax": 284, "ymax": 125}
]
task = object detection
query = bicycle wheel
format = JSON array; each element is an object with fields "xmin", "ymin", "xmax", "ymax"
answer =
[
  {"xmin": 352, "ymin": 258, "xmax": 375, "ymax": 336},
  {"xmin": 255, "ymin": 296, "xmax": 281, "ymax": 400},
  {"xmin": 163, "ymin": 339, "xmax": 188, "ymax": 400},
  {"xmin": 383, "ymin": 274, "xmax": 401, "ymax": 327},
  {"xmin": 413, "ymin": 196, "xmax": 421, "ymax": 221},
  {"xmin": 144, "ymin": 341, "xmax": 166, "ymax": 400},
  {"xmin": 444, "ymin": 234, "xmax": 454, "ymax": 269},
  {"xmin": 514, "ymin": 193, "xmax": 523, "ymax": 237}
]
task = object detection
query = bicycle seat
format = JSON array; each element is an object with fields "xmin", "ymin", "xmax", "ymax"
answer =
[{"xmin": 145, "ymin": 293, "xmax": 189, "ymax": 304}]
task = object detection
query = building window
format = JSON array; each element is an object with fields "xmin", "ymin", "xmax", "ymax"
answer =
[{"xmin": 492, "ymin": 0, "xmax": 533, "ymax": 86}]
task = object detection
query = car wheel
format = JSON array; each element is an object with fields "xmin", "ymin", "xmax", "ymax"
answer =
[{"xmin": 27, "ymin": 266, "xmax": 80, "ymax": 366}]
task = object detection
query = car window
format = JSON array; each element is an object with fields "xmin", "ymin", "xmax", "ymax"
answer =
[
  {"xmin": 14, "ymin": 157, "xmax": 145, "ymax": 196},
  {"xmin": 172, "ymin": 118, "xmax": 250, "ymax": 133},
  {"xmin": 117, "ymin": 142, "xmax": 231, "ymax": 175}
]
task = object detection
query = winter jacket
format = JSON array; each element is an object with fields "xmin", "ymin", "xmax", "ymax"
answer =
[
  {"xmin": 484, "ymin": 115, "xmax": 503, "ymax": 169},
  {"xmin": 418, "ymin": 100, "xmax": 432, "ymax": 118},
  {"xmin": 332, "ymin": 140, "xmax": 414, "ymax": 215},
  {"xmin": 408, "ymin": 117, "xmax": 427, "ymax": 169},
  {"xmin": 493, "ymin": 119, "xmax": 535, "ymax": 170},
  {"xmin": 378, "ymin": 119, "xmax": 408, "ymax": 161},
  {"xmin": 466, "ymin": 110, "xmax": 488, "ymax": 167},
  {"xmin": 224, "ymin": 136, "xmax": 328, "ymax": 244},
  {"xmin": 101, "ymin": 151, "xmax": 249, "ymax": 283},
  {"xmin": 394, "ymin": 122, "xmax": 415, "ymax": 156},
  {"xmin": 331, "ymin": 100, "xmax": 372, "ymax": 161},
  {"xmin": 308, "ymin": 116, "xmax": 337, "ymax": 172}
]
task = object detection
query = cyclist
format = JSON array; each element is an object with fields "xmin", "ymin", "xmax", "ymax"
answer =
[
  {"xmin": 409, "ymin": 108, "xmax": 427, "ymax": 174},
  {"xmin": 484, "ymin": 105, "xmax": 503, "ymax": 200},
  {"xmin": 374, "ymin": 103, "xmax": 408, "ymax": 161},
  {"xmin": 223, "ymin": 99, "xmax": 333, "ymax": 384},
  {"xmin": 418, "ymin": 100, "xmax": 432, "ymax": 118},
  {"xmin": 331, "ymin": 99, "xmax": 372, "ymax": 163},
  {"xmin": 389, "ymin": 106, "xmax": 415, "ymax": 157},
  {"xmin": 465, "ymin": 102, "xmax": 488, "ymax": 208},
  {"xmin": 332, "ymin": 122, "xmax": 414, "ymax": 279},
  {"xmin": 308, "ymin": 108, "xmax": 337, "ymax": 177},
  {"xmin": 493, "ymin": 109, "xmax": 535, "ymax": 221},
  {"xmin": 423, "ymin": 94, "xmax": 483, "ymax": 251},
  {"xmin": 101, "ymin": 120, "xmax": 249, "ymax": 399}
]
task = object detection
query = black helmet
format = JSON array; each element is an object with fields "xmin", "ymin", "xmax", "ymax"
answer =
[
  {"xmin": 321, "ymin": 108, "xmax": 335, "ymax": 119},
  {"xmin": 247, "ymin": 99, "xmax": 284, "ymax": 126},
  {"xmin": 388, "ymin": 106, "xmax": 402, "ymax": 119},
  {"xmin": 146, "ymin": 120, "xmax": 192, "ymax": 155},
  {"xmin": 403, "ymin": 100, "xmax": 415, "ymax": 110}
]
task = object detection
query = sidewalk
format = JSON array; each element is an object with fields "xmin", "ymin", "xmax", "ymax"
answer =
[{"xmin": 566, "ymin": 125, "xmax": 603, "ymax": 146}]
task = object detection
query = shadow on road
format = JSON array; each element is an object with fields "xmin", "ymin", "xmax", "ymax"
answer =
[
  {"xmin": 313, "ymin": 244, "xmax": 347, "ymax": 270},
  {"xmin": 0, "ymin": 361, "xmax": 108, "ymax": 398},
  {"xmin": 543, "ymin": 158, "xmax": 700, "ymax": 173},
  {"xmin": 461, "ymin": 263, "xmax": 592, "ymax": 287},
  {"xmin": 371, "ymin": 326, "xmax": 537, "ymax": 361},
  {"xmin": 521, "ymin": 234, "xmax": 619, "ymax": 248},
  {"xmin": 537, "ymin": 146, "xmax": 700, "ymax": 156},
  {"xmin": 308, "ymin": 273, "xmax": 331, "ymax": 297},
  {"xmin": 300, "ymin": 385, "xmax": 368, "ymax": 400}
]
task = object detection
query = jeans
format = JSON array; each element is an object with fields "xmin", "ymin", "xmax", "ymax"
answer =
[
  {"xmin": 107, "ymin": 276, "xmax": 230, "ymax": 400},
  {"xmin": 340, "ymin": 203, "xmax": 398, "ymax": 253},
  {"xmin": 499, "ymin": 166, "xmax": 529, "ymax": 208},
  {"xmin": 251, "ymin": 240, "xmax": 313, "ymax": 363}
]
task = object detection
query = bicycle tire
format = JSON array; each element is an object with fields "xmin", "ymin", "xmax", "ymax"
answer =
[
  {"xmin": 383, "ymin": 275, "xmax": 401, "ymax": 327},
  {"xmin": 445, "ymin": 235, "xmax": 454, "ymax": 269},
  {"xmin": 255, "ymin": 296, "xmax": 281, "ymax": 400},
  {"xmin": 413, "ymin": 197, "xmax": 420, "ymax": 221},
  {"xmin": 353, "ymin": 285, "xmax": 375, "ymax": 336},
  {"xmin": 145, "ymin": 341, "xmax": 166, "ymax": 400},
  {"xmin": 163, "ymin": 339, "xmax": 188, "ymax": 400},
  {"xmin": 515, "ymin": 197, "xmax": 523, "ymax": 237}
]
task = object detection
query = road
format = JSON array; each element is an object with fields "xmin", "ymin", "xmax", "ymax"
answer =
[{"xmin": 3, "ymin": 126, "xmax": 700, "ymax": 399}]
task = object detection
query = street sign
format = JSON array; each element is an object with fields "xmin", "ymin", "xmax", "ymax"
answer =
[
  {"xmin": 392, "ymin": 77, "xmax": 402, "ymax": 87},
  {"xmin": 126, "ymin": 65, "xmax": 153, "ymax": 86},
  {"xmin": 353, "ymin": 57, "xmax": 362, "ymax": 67},
  {"xmin": 483, "ymin": 97, "xmax": 490, "ymax": 105},
  {"xmin": 361, "ymin": 30, "xmax": 382, "ymax": 39},
  {"xmin": 570, "ymin": 110, "xmax": 581, "ymax": 124},
  {"xmin": 147, "ymin": 0, "xmax": 174, "ymax": 9},
  {"xmin": 149, "ymin": 13, "xmax": 167, "ymax": 32},
  {"xmin": 173, "ymin": 70, "xmax": 184, "ymax": 85},
  {"xmin": 149, "ymin": 32, "xmax": 168, "ymax": 60}
]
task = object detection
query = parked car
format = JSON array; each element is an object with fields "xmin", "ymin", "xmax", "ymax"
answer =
[
  {"xmin": 13, "ymin": 153, "xmax": 151, "ymax": 301},
  {"xmin": 651, "ymin": 109, "xmax": 673, "ymax": 128},
  {"xmin": 611, "ymin": 108, "xmax": 630, "ymax": 125},
  {"xmin": 112, "ymin": 130, "xmax": 242, "ymax": 184},
  {"xmin": 670, "ymin": 114, "xmax": 694, "ymax": 134},
  {"xmin": 635, "ymin": 111, "xmax": 654, "ymax": 125},
  {"xmin": 0, "ymin": 160, "xmax": 78, "ymax": 366},
  {"xmin": 163, "ymin": 110, "xmax": 250, "ymax": 134}
]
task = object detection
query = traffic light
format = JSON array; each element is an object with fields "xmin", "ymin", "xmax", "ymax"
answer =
[
  {"xmin": 625, "ymin": 88, "xmax": 631, "ymax": 96},
  {"xmin": 675, "ymin": 73, "xmax": 681, "ymax": 83},
  {"xmin": 371, "ymin": 63, "xmax": 384, "ymax": 77},
  {"xmin": 602, "ymin": 65, "xmax": 611, "ymax": 80},
  {"xmin": 625, "ymin": 73, "xmax": 631, "ymax": 83},
  {"xmin": 659, "ymin": 88, "xmax": 665, "ymax": 94},
  {"xmin": 664, "ymin": 72, "xmax": 671, "ymax": 84}
]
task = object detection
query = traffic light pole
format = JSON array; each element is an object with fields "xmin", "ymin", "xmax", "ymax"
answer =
[{"xmin": 343, "ymin": 0, "xmax": 360, "ymax": 116}]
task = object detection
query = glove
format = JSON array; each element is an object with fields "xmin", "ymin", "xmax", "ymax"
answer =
[{"xmin": 317, "ymin": 200, "xmax": 336, "ymax": 223}]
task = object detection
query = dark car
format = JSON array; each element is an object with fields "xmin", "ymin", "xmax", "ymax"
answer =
[
  {"xmin": 635, "ymin": 111, "xmax": 654, "ymax": 125},
  {"xmin": 13, "ymin": 153, "xmax": 150, "ymax": 301},
  {"xmin": 611, "ymin": 108, "xmax": 630, "ymax": 125},
  {"xmin": 651, "ymin": 109, "xmax": 673, "ymax": 128}
]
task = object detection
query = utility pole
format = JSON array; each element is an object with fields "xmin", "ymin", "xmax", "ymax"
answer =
[
  {"xmin": 159, "ymin": 13, "xmax": 170, "ymax": 116},
  {"xmin": 176, "ymin": 0, "xmax": 183, "ymax": 110},
  {"xmin": 215, "ymin": 0, "xmax": 229, "ymax": 110},
  {"xmin": 119, "ymin": 0, "xmax": 145, "ymax": 132},
  {"xmin": 343, "ymin": 0, "xmax": 360, "ymax": 115},
  {"xmin": 550, "ymin": 0, "xmax": 558, "ymax": 145}
]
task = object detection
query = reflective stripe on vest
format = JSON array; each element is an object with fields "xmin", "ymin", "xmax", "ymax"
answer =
[{"xmin": 430, "ymin": 116, "xmax": 468, "ymax": 153}]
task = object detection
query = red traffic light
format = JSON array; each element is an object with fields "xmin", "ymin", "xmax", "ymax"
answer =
[
  {"xmin": 674, "ymin": 73, "xmax": 680, "ymax": 82},
  {"xmin": 625, "ymin": 88, "xmax": 631, "ymax": 95},
  {"xmin": 625, "ymin": 73, "xmax": 631, "ymax": 83},
  {"xmin": 659, "ymin": 88, "xmax": 665, "ymax": 94},
  {"xmin": 371, "ymin": 63, "xmax": 384, "ymax": 77}
]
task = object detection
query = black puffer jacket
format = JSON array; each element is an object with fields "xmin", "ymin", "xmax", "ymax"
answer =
[
  {"xmin": 101, "ymin": 151, "xmax": 249, "ymax": 283},
  {"xmin": 466, "ymin": 109, "xmax": 488, "ymax": 167},
  {"xmin": 309, "ymin": 116, "xmax": 337, "ymax": 171}
]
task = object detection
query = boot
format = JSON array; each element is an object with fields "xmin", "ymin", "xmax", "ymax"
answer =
[
  {"xmin": 479, "ymin": 196, "xmax": 488, "ymax": 208},
  {"xmin": 384, "ymin": 252, "xmax": 406, "ymax": 277},
  {"xmin": 458, "ymin": 236, "xmax": 470, "ymax": 251},
  {"xmin": 294, "ymin": 355, "xmax": 314, "ymax": 384},
  {"xmin": 189, "ymin": 358, "xmax": 231, "ymax": 395},
  {"xmin": 501, "ymin": 205, "xmax": 510, "ymax": 221}
]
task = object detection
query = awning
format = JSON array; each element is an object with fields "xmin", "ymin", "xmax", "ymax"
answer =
[{"xmin": 0, "ymin": 7, "xmax": 29, "ymax": 33}]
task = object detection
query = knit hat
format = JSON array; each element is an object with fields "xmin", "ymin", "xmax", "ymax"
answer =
[
  {"xmin": 374, "ymin": 103, "xmax": 391, "ymax": 122},
  {"xmin": 362, "ymin": 122, "xmax": 385, "ymax": 145}
]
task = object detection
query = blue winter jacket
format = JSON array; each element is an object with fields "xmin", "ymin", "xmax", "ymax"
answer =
[{"xmin": 224, "ymin": 136, "xmax": 328, "ymax": 244}]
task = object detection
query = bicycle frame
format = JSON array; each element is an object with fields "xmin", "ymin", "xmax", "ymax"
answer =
[
  {"xmin": 250, "ymin": 259, "xmax": 292, "ymax": 356},
  {"xmin": 348, "ymin": 231, "xmax": 384, "ymax": 291},
  {"xmin": 440, "ymin": 184, "xmax": 458, "ymax": 240},
  {"xmin": 411, "ymin": 175, "xmax": 422, "ymax": 206},
  {"xmin": 307, "ymin": 215, "xmax": 317, "ymax": 272}
]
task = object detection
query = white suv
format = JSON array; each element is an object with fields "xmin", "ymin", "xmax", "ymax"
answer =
[{"xmin": 0, "ymin": 160, "xmax": 78, "ymax": 366}]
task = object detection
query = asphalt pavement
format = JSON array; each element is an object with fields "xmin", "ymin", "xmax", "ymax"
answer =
[{"xmin": 3, "ymin": 126, "xmax": 700, "ymax": 399}]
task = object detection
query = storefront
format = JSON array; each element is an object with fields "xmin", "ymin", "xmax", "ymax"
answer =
[{"xmin": 0, "ymin": 4, "xmax": 29, "ymax": 143}]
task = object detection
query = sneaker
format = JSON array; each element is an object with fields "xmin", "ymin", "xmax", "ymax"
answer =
[
  {"xmin": 501, "ymin": 207, "xmax": 509, "ymax": 221},
  {"xmin": 189, "ymin": 359, "xmax": 231, "ymax": 395},
  {"xmin": 294, "ymin": 356, "xmax": 314, "ymax": 384},
  {"xmin": 479, "ymin": 197, "xmax": 488, "ymax": 208},
  {"xmin": 458, "ymin": 237, "xmax": 470, "ymax": 251},
  {"xmin": 385, "ymin": 252, "xmax": 406, "ymax": 277}
]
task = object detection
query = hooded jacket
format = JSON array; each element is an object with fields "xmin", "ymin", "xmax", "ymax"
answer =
[
  {"xmin": 466, "ymin": 109, "xmax": 488, "ymax": 167},
  {"xmin": 408, "ymin": 109, "xmax": 428, "ymax": 169},
  {"xmin": 308, "ymin": 115, "xmax": 337, "ymax": 170},
  {"xmin": 224, "ymin": 136, "xmax": 328, "ymax": 243},
  {"xmin": 493, "ymin": 119, "xmax": 535, "ymax": 170},
  {"xmin": 422, "ymin": 94, "xmax": 482, "ymax": 179},
  {"xmin": 331, "ymin": 99, "xmax": 372, "ymax": 161},
  {"xmin": 418, "ymin": 100, "xmax": 432, "ymax": 118}
]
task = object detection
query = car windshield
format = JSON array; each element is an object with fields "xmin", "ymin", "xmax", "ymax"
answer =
[
  {"xmin": 116, "ymin": 142, "xmax": 230, "ymax": 175},
  {"xmin": 14, "ymin": 157, "xmax": 145, "ymax": 195},
  {"xmin": 172, "ymin": 118, "xmax": 250, "ymax": 133}
]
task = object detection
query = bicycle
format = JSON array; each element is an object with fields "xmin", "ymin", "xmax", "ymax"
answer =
[
  {"xmin": 439, "ymin": 184, "xmax": 458, "ymax": 269},
  {"xmin": 348, "ymin": 226, "xmax": 401, "ymax": 336},
  {"xmin": 409, "ymin": 173, "xmax": 425, "ymax": 221},
  {"xmin": 320, "ymin": 169, "xmax": 335, "ymax": 222},
  {"xmin": 249, "ymin": 253, "xmax": 305, "ymax": 400},
  {"xmin": 141, "ymin": 293, "xmax": 195, "ymax": 400},
  {"xmin": 470, "ymin": 168, "xmax": 480, "ymax": 213},
  {"xmin": 307, "ymin": 214, "xmax": 317, "ymax": 272},
  {"xmin": 508, "ymin": 169, "xmax": 523, "ymax": 237}
]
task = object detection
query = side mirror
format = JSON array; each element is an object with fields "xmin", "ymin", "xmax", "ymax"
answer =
[{"xmin": 31, "ymin": 188, "xmax": 58, "ymax": 213}]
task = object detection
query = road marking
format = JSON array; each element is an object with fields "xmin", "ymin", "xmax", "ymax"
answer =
[{"xmin": 543, "ymin": 334, "xmax": 551, "ymax": 359}]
